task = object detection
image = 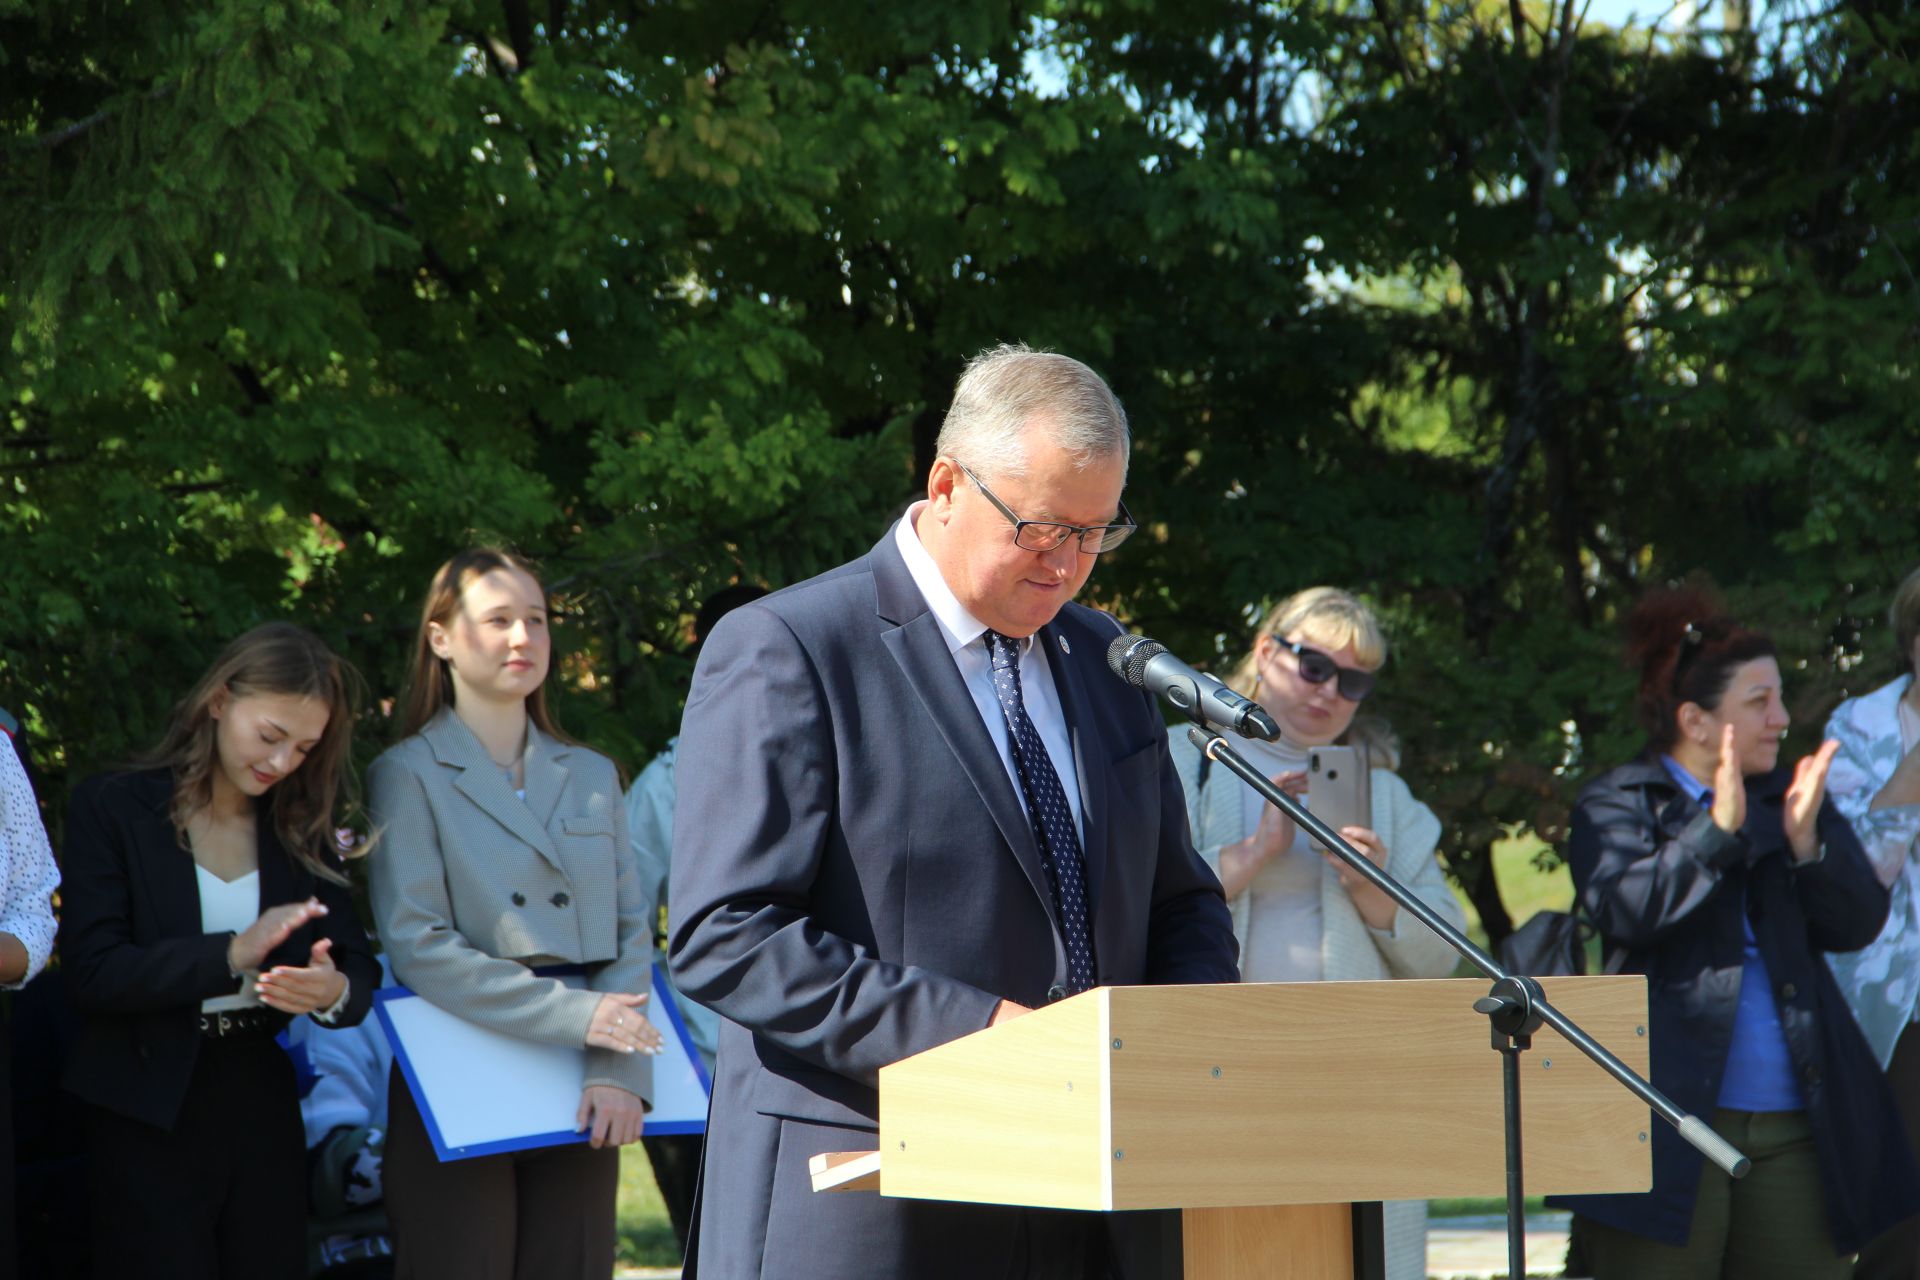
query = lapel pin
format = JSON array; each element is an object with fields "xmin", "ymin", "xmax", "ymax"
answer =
[{"xmin": 1058, "ymin": 635, "xmax": 1071, "ymax": 655}]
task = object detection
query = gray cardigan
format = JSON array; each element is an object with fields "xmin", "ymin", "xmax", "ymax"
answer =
[
  {"xmin": 368, "ymin": 709, "xmax": 653, "ymax": 1100},
  {"xmin": 1167, "ymin": 732, "xmax": 1465, "ymax": 982}
]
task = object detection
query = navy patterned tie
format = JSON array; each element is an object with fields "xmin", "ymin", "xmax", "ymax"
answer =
[{"xmin": 984, "ymin": 630, "xmax": 1095, "ymax": 993}]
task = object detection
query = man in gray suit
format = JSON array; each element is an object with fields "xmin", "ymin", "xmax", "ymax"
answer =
[{"xmin": 668, "ymin": 344, "xmax": 1239, "ymax": 1279}]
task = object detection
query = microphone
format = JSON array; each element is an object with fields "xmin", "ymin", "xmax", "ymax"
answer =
[{"xmin": 1106, "ymin": 634, "xmax": 1281, "ymax": 742}]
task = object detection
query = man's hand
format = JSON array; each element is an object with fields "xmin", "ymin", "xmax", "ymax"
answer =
[{"xmin": 989, "ymin": 1000, "xmax": 1033, "ymax": 1027}]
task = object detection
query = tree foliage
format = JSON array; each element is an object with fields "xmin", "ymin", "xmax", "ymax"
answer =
[{"xmin": 5, "ymin": 0, "xmax": 1919, "ymax": 943}]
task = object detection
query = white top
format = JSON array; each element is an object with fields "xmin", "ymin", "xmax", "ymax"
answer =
[
  {"xmin": 894, "ymin": 502, "xmax": 1084, "ymax": 840},
  {"xmin": 198, "ymin": 867, "xmax": 263, "ymax": 1011},
  {"xmin": 1233, "ymin": 737, "xmax": 1325, "ymax": 982},
  {"xmin": 0, "ymin": 739, "xmax": 60, "ymax": 990}
]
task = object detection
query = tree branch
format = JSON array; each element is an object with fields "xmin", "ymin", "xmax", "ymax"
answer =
[{"xmin": 26, "ymin": 84, "xmax": 176, "ymax": 151}]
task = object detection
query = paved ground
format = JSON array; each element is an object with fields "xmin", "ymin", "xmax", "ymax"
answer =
[
  {"xmin": 616, "ymin": 1210, "xmax": 1578, "ymax": 1279},
  {"xmin": 1427, "ymin": 1211, "xmax": 1574, "ymax": 1279}
]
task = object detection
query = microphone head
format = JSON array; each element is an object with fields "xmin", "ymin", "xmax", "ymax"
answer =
[{"xmin": 1106, "ymin": 634, "xmax": 1165, "ymax": 686}]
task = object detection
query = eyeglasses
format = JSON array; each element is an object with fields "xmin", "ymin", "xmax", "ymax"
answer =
[
  {"xmin": 1271, "ymin": 638, "xmax": 1376, "ymax": 702},
  {"xmin": 953, "ymin": 459, "xmax": 1137, "ymax": 554}
]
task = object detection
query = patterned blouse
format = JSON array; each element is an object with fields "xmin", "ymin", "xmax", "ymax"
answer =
[
  {"xmin": 0, "ymin": 734, "xmax": 60, "ymax": 989},
  {"xmin": 1825, "ymin": 674, "xmax": 1920, "ymax": 1068}
]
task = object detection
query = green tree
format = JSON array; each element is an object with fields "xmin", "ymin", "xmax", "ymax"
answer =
[
  {"xmin": 6, "ymin": 0, "xmax": 1919, "ymax": 959},
  {"xmin": 1, "ymin": 0, "xmax": 1333, "ymax": 832}
]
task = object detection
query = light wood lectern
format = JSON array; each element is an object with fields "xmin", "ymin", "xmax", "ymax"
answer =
[{"xmin": 812, "ymin": 975, "xmax": 1652, "ymax": 1279}]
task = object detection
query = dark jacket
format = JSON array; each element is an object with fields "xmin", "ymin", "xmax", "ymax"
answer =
[
  {"xmin": 1548, "ymin": 754, "xmax": 1920, "ymax": 1254},
  {"xmin": 59, "ymin": 768, "xmax": 379, "ymax": 1131},
  {"xmin": 669, "ymin": 530, "xmax": 1238, "ymax": 1279}
]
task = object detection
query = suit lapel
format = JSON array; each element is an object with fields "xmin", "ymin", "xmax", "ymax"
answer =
[
  {"xmin": 138, "ymin": 772, "xmax": 204, "ymax": 939},
  {"xmin": 426, "ymin": 711, "xmax": 564, "ymax": 871},
  {"xmin": 254, "ymin": 812, "xmax": 306, "ymax": 966},
  {"xmin": 256, "ymin": 813, "xmax": 297, "ymax": 910},
  {"xmin": 1040, "ymin": 619, "xmax": 1109, "ymax": 916},
  {"xmin": 523, "ymin": 726, "xmax": 572, "ymax": 834},
  {"xmin": 871, "ymin": 533, "xmax": 1062, "ymax": 930}
]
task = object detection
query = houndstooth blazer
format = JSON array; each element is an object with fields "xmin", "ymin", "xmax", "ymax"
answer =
[{"xmin": 368, "ymin": 709, "xmax": 653, "ymax": 1100}]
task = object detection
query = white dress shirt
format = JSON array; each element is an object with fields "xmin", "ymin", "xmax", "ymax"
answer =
[{"xmin": 894, "ymin": 503, "xmax": 1085, "ymax": 841}]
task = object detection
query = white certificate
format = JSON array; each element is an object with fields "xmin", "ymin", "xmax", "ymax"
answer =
[{"xmin": 375, "ymin": 963, "xmax": 711, "ymax": 1161}]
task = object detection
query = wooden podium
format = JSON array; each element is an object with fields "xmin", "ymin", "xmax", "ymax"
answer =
[{"xmin": 813, "ymin": 976, "xmax": 1651, "ymax": 1279}]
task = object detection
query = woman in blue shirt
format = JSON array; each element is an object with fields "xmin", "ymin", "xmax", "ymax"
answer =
[{"xmin": 1552, "ymin": 586, "xmax": 1918, "ymax": 1279}]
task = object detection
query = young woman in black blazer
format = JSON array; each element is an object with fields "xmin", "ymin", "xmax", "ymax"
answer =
[{"xmin": 59, "ymin": 622, "xmax": 380, "ymax": 1280}]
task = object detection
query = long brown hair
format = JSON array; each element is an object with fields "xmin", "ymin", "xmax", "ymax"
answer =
[
  {"xmin": 399, "ymin": 547, "xmax": 578, "ymax": 744},
  {"xmin": 140, "ymin": 623, "xmax": 364, "ymax": 884}
]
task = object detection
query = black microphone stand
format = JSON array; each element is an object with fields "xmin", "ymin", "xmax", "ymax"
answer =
[{"xmin": 1187, "ymin": 725, "xmax": 1749, "ymax": 1280}]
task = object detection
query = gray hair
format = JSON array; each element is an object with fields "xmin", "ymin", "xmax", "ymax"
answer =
[{"xmin": 935, "ymin": 343, "xmax": 1131, "ymax": 482}]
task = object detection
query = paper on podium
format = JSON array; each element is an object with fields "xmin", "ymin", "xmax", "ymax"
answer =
[{"xmin": 375, "ymin": 962, "xmax": 712, "ymax": 1161}]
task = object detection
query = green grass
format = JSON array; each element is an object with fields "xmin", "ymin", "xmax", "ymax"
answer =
[
  {"xmin": 1448, "ymin": 831, "xmax": 1576, "ymax": 975},
  {"xmin": 1429, "ymin": 1195, "xmax": 1548, "ymax": 1218},
  {"xmin": 617, "ymin": 1146, "xmax": 683, "ymax": 1267},
  {"xmin": 1462, "ymin": 832, "xmax": 1576, "ymax": 943}
]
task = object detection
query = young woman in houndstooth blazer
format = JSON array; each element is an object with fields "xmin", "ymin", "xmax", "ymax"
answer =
[
  {"xmin": 367, "ymin": 548, "xmax": 661, "ymax": 1280},
  {"xmin": 1167, "ymin": 587, "xmax": 1467, "ymax": 1280}
]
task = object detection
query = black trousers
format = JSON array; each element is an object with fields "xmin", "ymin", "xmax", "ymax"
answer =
[
  {"xmin": 384, "ymin": 1064, "xmax": 619, "ymax": 1280},
  {"xmin": 0, "ymin": 998, "xmax": 15, "ymax": 1280},
  {"xmin": 1858, "ymin": 1021, "xmax": 1920, "ymax": 1280},
  {"xmin": 82, "ymin": 1033, "xmax": 306, "ymax": 1280}
]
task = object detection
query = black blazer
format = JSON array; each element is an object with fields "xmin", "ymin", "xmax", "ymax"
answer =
[{"xmin": 58, "ymin": 768, "xmax": 378, "ymax": 1130}]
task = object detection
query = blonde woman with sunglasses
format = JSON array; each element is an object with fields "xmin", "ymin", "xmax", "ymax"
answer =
[{"xmin": 1167, "ymin": 586, "xmax": 1466, "ymax": 1280}]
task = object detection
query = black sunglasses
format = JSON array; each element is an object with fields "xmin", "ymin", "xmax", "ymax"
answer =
[{"xmin": 1273, "ymin": 638, "xmax": 1376, "ymax": 702}]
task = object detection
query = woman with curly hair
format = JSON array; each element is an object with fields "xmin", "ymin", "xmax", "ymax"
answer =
[{"xmin": 1551, "ymin": 586, "xmax": 1918, "ymax": 1278}]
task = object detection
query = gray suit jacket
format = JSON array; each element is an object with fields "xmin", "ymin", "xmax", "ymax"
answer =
[
  {"xmin": 368, "ymin": 710, "xmax": 653, "ymax": 1099},
  {"xmin": 668, "ymin": 531, "xmax": 1238, "ymax": 1278}
]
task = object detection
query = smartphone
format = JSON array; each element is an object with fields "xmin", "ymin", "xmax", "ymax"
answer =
[{"xmin": 1305, "ymin": 745, "xmax": 1372, "ymax": 837}]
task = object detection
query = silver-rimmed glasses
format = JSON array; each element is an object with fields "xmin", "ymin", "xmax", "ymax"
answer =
[{"xmin": 953, "ymin": 459, "xmax": 1136, "ymax": 554}]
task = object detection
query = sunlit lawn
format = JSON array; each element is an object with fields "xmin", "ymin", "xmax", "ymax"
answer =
[
  {"xmin": 1437, "ymin": 830, "xmax": 1581, "ymax": 1226},
  {"xmin": 1448, "ymin": 830, "xmax": 1576, "ymax": 975},
  {"xmin": 617, "ymin": 1146, "xmax": 683, "ymax": 1268}
]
